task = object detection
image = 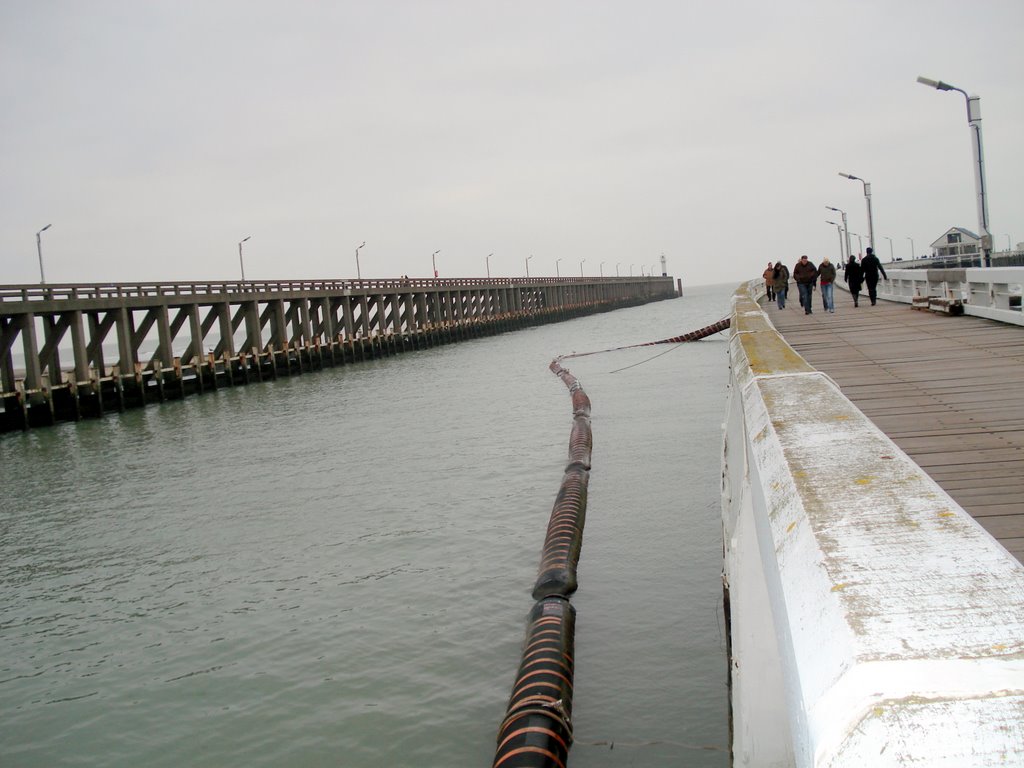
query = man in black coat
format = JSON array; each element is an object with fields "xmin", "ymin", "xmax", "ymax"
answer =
[{"xmin": 861, "ymin": 247, "xmax": 888, "ymax": 306}]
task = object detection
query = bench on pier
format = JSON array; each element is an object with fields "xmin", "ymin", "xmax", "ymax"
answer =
[{"xmin": 911, "ymin": 295, "xmax": 964, "ymax": 315}]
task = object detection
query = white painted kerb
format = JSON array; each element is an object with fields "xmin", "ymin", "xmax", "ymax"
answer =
[{"xmin": 722, "ymin": 281, "xmax": 1024, "ymax": 767}]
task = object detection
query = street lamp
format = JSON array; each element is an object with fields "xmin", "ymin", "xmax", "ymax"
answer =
[
  {"xmin": 579, "ymin": 258, "xmax": 586, "ymax": 277},
  {"xmin": 615, "ymin": 263, "xmax": 621, "ymax": 277},
  {"xmin": 239, "ymin": 236, "xmax": 251, "ymax": 282},
  {"xmin": 917, "ymin": 75, "xmax": 992, "ymax": 266},
  {"xmin": 839, "ymin": 172, "xmax": 874, "ymax": 253},
  {"xmin": 432, "ymin": 250, "xmax": 440, "ymax": 278},
  {"xmin": 1004, "ymin": 235, "xmax": 1012, "ymax": 252},
  {"xmin": 36, "ymin": 224, "xmax": 52, "ymax": 284},
  {"xmin": 486, "ymin": 253, "xmax": 492, "ymax": 279},
  {"xmin": 849, "ymin": 231, "xmax": 865, "ymax": 255},
  {"xmin": 825, "ymin": 220, "xmax": 845, "ymax": 262},
  {"xmin": 599, "ymin": 261, "xmax": 605, "ymax": 277},
  {"xmin": 883, "ymin": 235, "xmax": 894, "ymax": 261},
  {"xmin": 825, "ymin": 206, "xmax": 851, "ymax": 261},
  {"xmin": 526, "ymin": 254, "xmax": 533, "ymax": 278},
  {"xmin": 629, "ymin": 264, "xmax": 635, "ymax": 276},
  {"xmin": 355, "ymin": 241, "xmax": 365, "ymax": 280},
  {"xmin": 906, "ymin": 236, "xmax": 915, "ymax": 260}
]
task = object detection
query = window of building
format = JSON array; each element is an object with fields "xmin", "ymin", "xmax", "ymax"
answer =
[{"xmin": 947, "ymin": 232, "xmax": 962, "ymax": 244}]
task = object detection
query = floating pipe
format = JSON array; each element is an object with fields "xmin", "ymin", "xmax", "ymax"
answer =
[
  {"xmin": 493, "ymin": 596, "xmax": 576, "ymax": 768},
  {"xmin": 533, "ymin": 466, "xmax": 589, "ymax": 600}
]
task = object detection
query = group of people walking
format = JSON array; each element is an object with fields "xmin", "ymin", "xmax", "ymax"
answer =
[{"xmin": 762, "ymin": 248, "xmax": 888, "ymax": 313}]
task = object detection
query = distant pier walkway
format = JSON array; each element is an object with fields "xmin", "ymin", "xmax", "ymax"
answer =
[{"xmin": 768, "ymin": 295, "xmax": 1024, "ymax": 561}]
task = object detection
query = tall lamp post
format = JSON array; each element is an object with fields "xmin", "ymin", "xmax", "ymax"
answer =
[
  {"xmin": 599, "ymin": 261, "xmax": 605, "ymax": 277},
  {"xmin": 36, "ymin": 224, "xmax": 52, "ymax": 284},
  {"xmin": 579, "ymin": 258, "xmax": 586, "ymax": 277},
  {"xmin": 555, "ymin": 257, "xmax": 562, "ymax": 278},
  {"xmin": 629, "ymin": 264, "xmax": 635, "ymax": 276},
  {"xmin": 238, "ymin": 236, "xmax": 251, "ymax": 282},
  {"xmin": 825, "ymin": 220, "xmax": 845, "ymax": 262},
  {"xmin": 826, "ymin": 206, "xmax": 851, "ymax": 262},
  {"xmin": 355, "ymin": 241, "xmax": 365, "ymax": 280},
  {"xmin": 486, "ymin": 253, "xmax": 492, "ymax": 278},
  {"xmin": 906, "ymin": 237, "xmax": 915, "ymax": 261},
  {"xmin": 615, "ymin": 263, "xmax": 621, "ymax": 277},
  {"xmin": 432, "ymin": 250, "xmax": 440, "ymax": 278},
  {"xmin": 917, "ymin": 75, "xmax": 992, "ymax": 267},
  {"xmin": 525, "ymin": 254, "xmax": 533, "ymax": 279},
  {"xmin": 849, "ymin": 232, "xmax": 865, "ymax": 255},
  {"xmin": 883, "ymin": 235, "xmax": 894, "ymax": 261},
  {"xmin": 839, "ymin": 172, "xmax": 874, "ymax": 253}
]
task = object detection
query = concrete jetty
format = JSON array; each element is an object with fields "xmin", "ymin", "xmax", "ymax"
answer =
[
  {"xmin": 722, "ymin": 276, "xmax": 1024, "ymax": 766},
  {"xmin": 0, "ymin": 275, "xmax": 676, "ymax": 431}
]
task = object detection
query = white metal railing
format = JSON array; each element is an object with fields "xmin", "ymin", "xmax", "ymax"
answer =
[{"xmin": 874, "ymin": 266, "xmax": 1024, "ymax": 325}]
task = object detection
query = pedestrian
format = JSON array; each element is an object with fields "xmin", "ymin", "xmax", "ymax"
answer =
[
  {"xmin": 793, "ymin": 255, "xmax": 819, "ymax": 315},
  {"xmin": 861, "ymin": 247, "xmax": 888, "ymax": 305},
  {"xmin": 819, "ymin": 256, "xmax": 837, "ymax": 313},
  {"xmin": 763, "ymin": 262, "xmax": 775, "ymax": 301},
  {"xmin": 772, "ymin": 261, "xmax": 789, "ymax": 309},
  {"xmin": 844, "ymin": 254, "xmax": 863, "ymax": 307}
]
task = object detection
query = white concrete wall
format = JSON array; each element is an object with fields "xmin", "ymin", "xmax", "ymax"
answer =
[{"xmin": 722, "ymin": 280, "xmax": 1024, "ymax": 767}]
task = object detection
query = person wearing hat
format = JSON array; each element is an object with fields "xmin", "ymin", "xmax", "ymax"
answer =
[{"xmin": 861, "ymin": 247, "xmax": 888, "ymax": 306}]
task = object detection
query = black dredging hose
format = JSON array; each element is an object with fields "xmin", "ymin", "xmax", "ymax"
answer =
[
  {"xmin": 493, "ymin": 361, "xmax": 590, "ymax": 768},
  {"xmin": 554, "ymin": 317, "xmax": 730, "ymax": 362},
  {"xmin": 492, "ymin": 597, "xmax": 576, "ymax": 768},
  {"xmin": 492, "ymin": 318, "xmax": 728, "ymax": 767}
]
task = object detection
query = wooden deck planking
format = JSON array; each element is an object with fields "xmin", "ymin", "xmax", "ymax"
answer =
[{"xmin": 767, "ymin": 295, "xmax": 1024, "ymax": 563}]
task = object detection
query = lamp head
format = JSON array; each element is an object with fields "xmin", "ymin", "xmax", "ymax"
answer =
[
  {"xmin": 240, "ymin": 236, "xmax": 251, "ymax": 243},
  {"xmin": 838, "ymin": 172, "xmax": 860, "ymax": 180},
  {"xmin": 917, "ymin": 75, "xmax": 954, "ymax": 91}
]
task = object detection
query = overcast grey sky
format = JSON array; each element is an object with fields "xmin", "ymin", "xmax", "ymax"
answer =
[{"xmin": 2, "ymin": 0, "xmax": 1022, "ymax": 288}]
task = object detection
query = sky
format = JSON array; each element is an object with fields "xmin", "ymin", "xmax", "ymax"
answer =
[{"xmin": 2, "ymin": 0, "xmax": 1022, "ymax": 288}]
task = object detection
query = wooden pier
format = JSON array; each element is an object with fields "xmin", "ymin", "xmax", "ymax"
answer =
[
  {"xmin": 768, "ymin": 295, "xmax": 1024, "ymax": 561},
  {"xmin": 0, "ymin": 275, "xmax": 676, "ymax": 431}
]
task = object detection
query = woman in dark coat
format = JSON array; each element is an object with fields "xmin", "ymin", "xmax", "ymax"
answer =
[{"xmin": 844, "ymin": 254, "xmax": 863, "ymax": 307}]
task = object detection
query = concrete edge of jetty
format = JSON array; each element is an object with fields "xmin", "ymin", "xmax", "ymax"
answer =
[{"xmin": 721, "ymin": 279, "xmax": 1024, "ymax": 766}]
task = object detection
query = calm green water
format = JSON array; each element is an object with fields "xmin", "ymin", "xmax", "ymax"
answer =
[{"xmin": 0, "ymin": 284, "xmax": 733, "ymax": 767}]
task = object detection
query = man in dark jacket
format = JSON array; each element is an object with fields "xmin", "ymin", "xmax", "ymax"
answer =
[
  {"xmin": 861, "ymin": 247, "xmax": 888, "ymax": 306},
  {"xmin": 792, "ymin": 255, "xmax": 819, "ymax": 315}
]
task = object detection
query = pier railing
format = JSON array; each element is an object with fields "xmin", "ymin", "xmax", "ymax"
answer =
[
  {"xmin": 874, "ymin": 266, "xmax": 1024, "ymax": 325},
  {"xmin": 722, "ymin": 280, "xmax": 1024, "ymax": 765},
  {"xmin": 0, "ymin": 275, "xmax": 663, "ymax": 304}
]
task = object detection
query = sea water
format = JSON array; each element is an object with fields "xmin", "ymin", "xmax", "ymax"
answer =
[{"xmin": 0, "ymin": 283, "xmax": 734, "ymax": 767}]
